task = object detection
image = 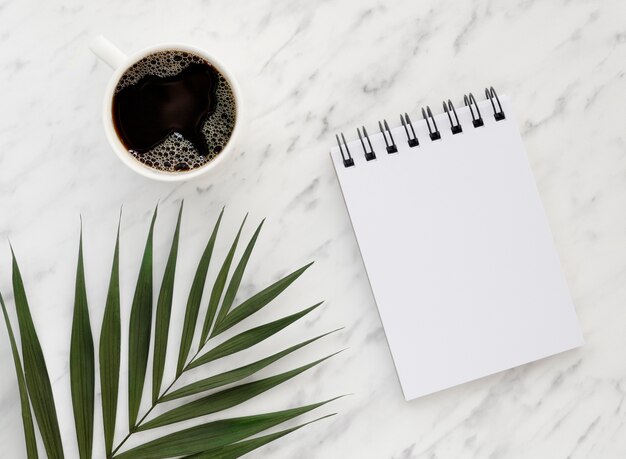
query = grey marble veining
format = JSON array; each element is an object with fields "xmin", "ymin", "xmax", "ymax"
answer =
[{"xmin": 1, "ymin": 0, "xmax": 626, "ymax": 458}]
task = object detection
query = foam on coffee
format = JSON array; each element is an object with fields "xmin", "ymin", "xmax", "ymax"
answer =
[{"xmin": 113, "ymin": 50, "xmax": 236, "ymax": 172}]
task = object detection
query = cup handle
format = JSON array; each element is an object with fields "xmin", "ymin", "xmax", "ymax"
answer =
[{"xmin": 90, "ymin": 35, "xmax": 127, "ymax": 70}]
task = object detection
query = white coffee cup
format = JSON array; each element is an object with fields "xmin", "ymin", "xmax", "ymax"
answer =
[{"xmin": 90, "ymin": 36, "xmax": 242, "ymax": 182}]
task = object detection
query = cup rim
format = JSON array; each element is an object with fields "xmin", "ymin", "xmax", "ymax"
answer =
[{"xmin": 102, "ymin": 42, "xmax": 242, "ymax": 182}]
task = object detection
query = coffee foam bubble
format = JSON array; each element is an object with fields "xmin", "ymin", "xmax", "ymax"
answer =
[{"xmin": 115, "ymin": 50, "xmax": 236, "ymax": 173}]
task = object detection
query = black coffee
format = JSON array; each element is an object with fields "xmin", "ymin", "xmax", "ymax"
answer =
[{"xmin": 112, "ymin": 50, "xmax": 236, "ymax": 172}]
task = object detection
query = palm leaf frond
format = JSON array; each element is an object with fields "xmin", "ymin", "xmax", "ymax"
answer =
[
  {"xmin": 184, "ymin": 414, "xmax": 336, "ymax": 459},
  {"xmin": 11, "ymin": 248, "xmax": 65, "ymax": 458},
  {"xmin": 139, "ymin": 351, "xmax": 340, "ymax": 431},
  {"xmin": 2, "ymin": 207, "xmax": 342, "ymax": 459},
  {"xmin": 188, "ymin": 302, "xmax": 323, "ymax": 370},
  {"xmin": 115, "ymin": 398, "xmax": 340, "ymax": 459},
  {"xmin": 0, "ymin": 291, "xmax": 38, "ymax": 459},
  {"xmin": 211, "ymin": 262, "xmax": 314, "ymax": 338},
  {"xmin": 128, "ymin": 206, "xmax": 158, "ymax": 429},
  {"xmin": 152, "ymin": 202, "xmax": 183, "ymax": 404},
  {"xmin": 99, "ymin": 210, "xmax": 122, "ymax": 456},
  {"xmin": 70, "ymin": 227, "xmax": 95, "ymax": 459},
  {"xmin": 176, "ymin": 208, "xmax": 223, "ymax": 377},
  {"xmin": 214, "ymin": 219, "xmax": 265, "ymax": 328},
  {"xmin": 162, "ymin": 329, "xmax": 340, "ymax": 402},
  {"xmin": 200, "ymin": 214, "xmax": 247, "ymax": 345}
]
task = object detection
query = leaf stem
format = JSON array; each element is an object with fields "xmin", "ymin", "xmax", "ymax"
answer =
[
  {"xmin": 109, "ymin": 430, "xmax": 131, "ymax": 458},
  {"xmin": 110, "ymin": 344, "xmax": 211, "ymax": 457}
]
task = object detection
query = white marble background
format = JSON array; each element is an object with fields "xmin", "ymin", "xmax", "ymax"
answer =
[{"xmin": 1, "ymin": 0, "xmax": 625, "ymax": 457}]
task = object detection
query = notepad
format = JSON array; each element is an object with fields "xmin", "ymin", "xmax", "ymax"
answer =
[{"xmin": 330, "ymin": 89, "xmax": 583, "ymax": 400}]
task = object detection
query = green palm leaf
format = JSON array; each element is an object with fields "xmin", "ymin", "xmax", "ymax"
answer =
[
  {"xmin": 188, "ymin": 302, "xmax": 322, "ymax": 370},
  {"xmin": 128, "ymin": 206, "xmax": 158, "ymax": 429},
  {"xmin": 70, "ymin": 227, "xmax": 95, "ymax": 459},
  {"xmin": 210, "ymin": 262, "xmax": 313, "ymax": 338},
  {"xmin": 2, "ymin": 207, "xmax": 342, "ymax": 459},
  {"xmin": 176, "ymin": 208, "xmax": 223, "ymax": 377},
  {"xmin": 199, "ymin": 214, "xmax": 247, "ymax": 345},
  {"xmin": 115, "ymin": 398, "xmax": 339, "ymax": 459},
  {"xmin": 100, "ymin": 211, "xmax": 122, "ymax": 457},
  {"xmin": 184, "ymin": 414, "xmax": 336, "ymax": 459},
  {"xmin": 213, "ymin": 219, "xmax": 265, "ymax": 330},
  {"xmin": 162, "ymin": 329, "xmax": 340, "ymax": 402},
  {"xmin": 0, "ymin": 291, "xmax": 38, "ymax": 459},
  {"xmin": 152, "ymin": 202, "xmax": 183, "ymax": 403},
  {"xmin": 139, "ymin": 352, "xmax": 339, "ymax": 431},
  {"xmin": 11, "ymin": 248, "xmax": 65, "ymax": 458}
]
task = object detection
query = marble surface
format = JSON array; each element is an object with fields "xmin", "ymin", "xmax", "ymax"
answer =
[{"xmin": 1, "ymin": 0, "xmax": 625, "ymax": 457}]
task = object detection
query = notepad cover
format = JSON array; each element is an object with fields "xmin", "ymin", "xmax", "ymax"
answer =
[{"xmin": 330, "ymin": 97, "xmax": 583, "ymax": 400}]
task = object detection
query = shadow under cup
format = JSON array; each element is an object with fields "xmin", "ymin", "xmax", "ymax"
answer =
[{"xmin": 110, "ymin": 48, "xmax": 238, "ymax": 175}]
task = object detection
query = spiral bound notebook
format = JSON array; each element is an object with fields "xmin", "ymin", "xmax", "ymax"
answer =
[{"xmin": 330, "ymin": 88, "xmax": 583, "ymax": 401}]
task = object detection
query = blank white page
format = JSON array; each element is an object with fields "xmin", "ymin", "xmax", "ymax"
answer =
[{"xmin": 330, "ymin": 97, "xmax": 583, "ymax": 400}]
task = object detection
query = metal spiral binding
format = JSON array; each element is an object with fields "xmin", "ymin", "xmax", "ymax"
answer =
[
  {"xmin": 357, "ymin": 126, "xmax": 376, "ymax": 161},
  {"xmin": 378, "ymin": 120, "xmax": 398, "ymax": 153},
  {"xmin": 443, "ymin": 100, "xmax": 462, "ymax": 134},
  {"xmin": 464, "ymin": 93, "xmax": 484, "ymax": 127},
  {"xmin": 422, "ymin": 106, "xmax": 441, "ymax": 141},
  {"xmin": 485, "ymin": 86, "xmax": 505, "ymax": 121},
  {"xmin": 401, "ymin": 113, "xmax": 419, "ymax": 147},
  {"xmin": 335, "ymin": 87, "xmax": 506, "ymax": 168},
  {"xmin": 335, "ymin": 133, "xmax": 354, "ymax": 167}
]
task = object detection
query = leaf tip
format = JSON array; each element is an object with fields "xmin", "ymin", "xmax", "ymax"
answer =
[
  {"xmin": 213, "ymin": 206, "xmax": 225, "ymax": 222},
  {"xmin": 152, "ymin": 201, "xmax": 160, "ymax": 218},
  {"xmin": 317, "ymin": 327, "xmax": 343, "ymax": 341},
  {"xmin": 255, "ymin": 218, "xmax": 266, "ymax": 233},
  {"xmin": 317, "ymin": 349, "xmax": 345, "ymax": 365},
  {"xmin": 176, "ymin": 201, "xmax": 184, "ymax": 225},
  {"xmin": 334, "ymin": 348, "xmax": 348, "ymax": 357},
  {"xmin": 315, "ymin": 413, "xmax": 338, "ymax": 423},
  {"xmin": 330, "ymin": 394, "xmax": 352, "ymax": 402},
  {"xmin": 148, "ymin": 203, "xmax": 159, "ymax": 228}
]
